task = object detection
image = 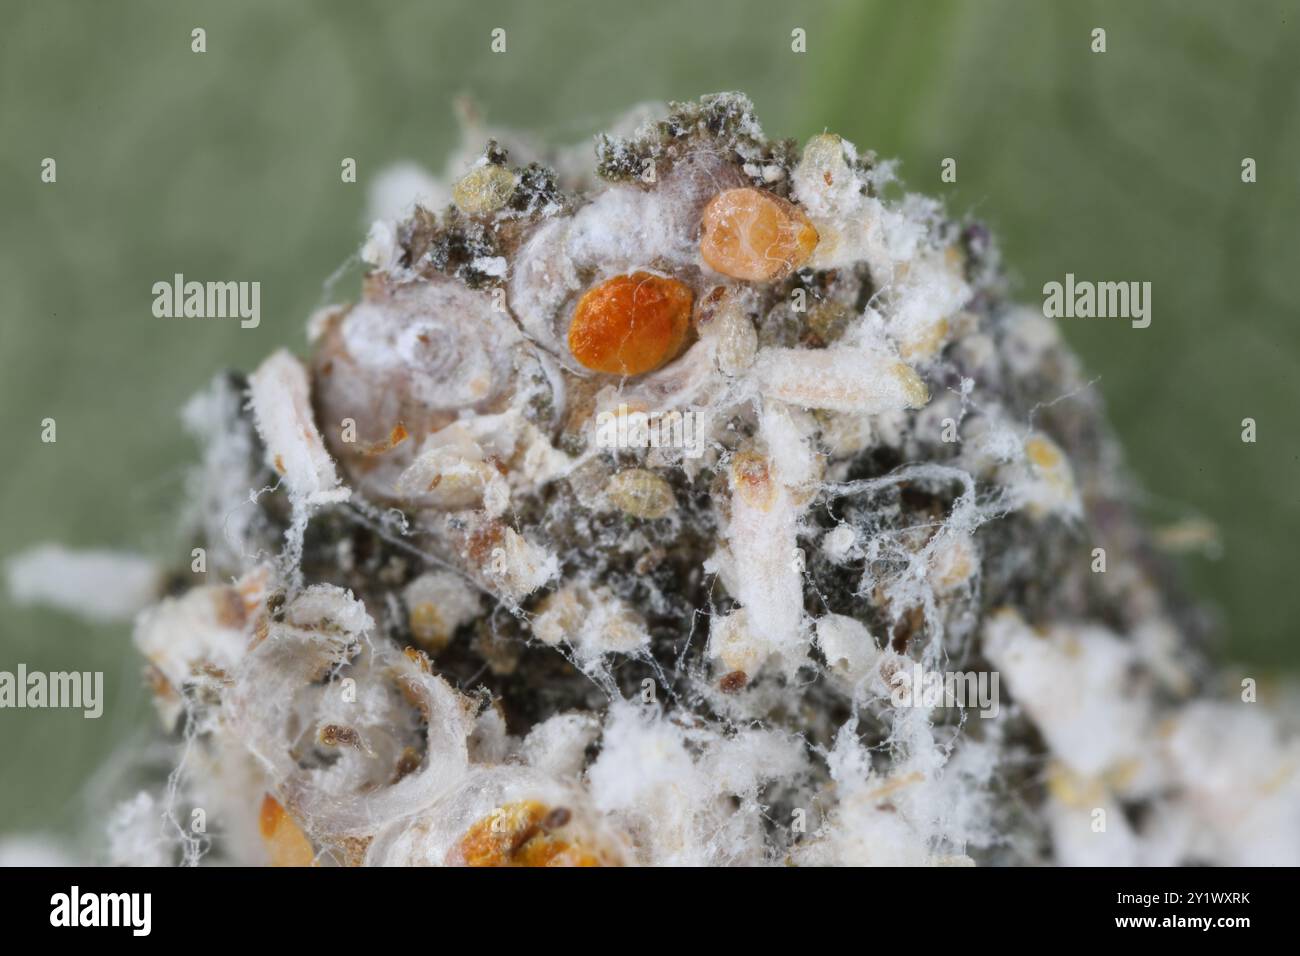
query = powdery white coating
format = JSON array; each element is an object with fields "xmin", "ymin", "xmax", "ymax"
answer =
[
  {"xmin": 815, "ymin": 613, "xmax": 879, "ymax": 685},
  {"xmin": 706, "ymin": 608, "xmax": 766, "ymax": 676},
  {"xmin": 792, "ymin": 134, "xmax": 927, "ymax": 277},
  {"xmin": 248, "ymin": 350, "xmax": 348, "ymax": 508},
  {"xmin": 360, "ymin": 219, "xmax": 401, "ymax": 273},
  {"xmin": 483, "ymin": 526, "xmax": 560, "ymax": 603},
  {"xmin": 719, "ymin": 453, "xmax": 807, "ymax": 673},
  {"xmin": 926, "ymin": 530, "xmax": 979, "ymax": 594},
  {"xmin": 885, "ymin": 251, "xmax": 971, "ymax": 361},
  {"xmin": 821, "ymin": 523, "xmax": 859, "ymax": 564},
  {"xmin": 792, "ymin": 721, "xmax": 984, "ymax": 866},
  {"xmin": 366, "ymin": 161, "xmax": 447, "ymax": 225},
  {"xmin": 283, "ymin": 582, "xmax": 374, "ymax": 634},
  {"xmin": 402, "ymin": 571, "xmax": 482, "ymax": 653},
  {"xmin": 5, "ymin": 544, "xmax": 161, "ymax": 623},
  {"xmin": 338, "ymin": 290, "xmax": 516, "ymax": 411},
  {"xmin": 181, "ymin": 375, "xmax": 267, "ymax": 577},
  {"xmin": 519, "ymin": 712, "xmax": 601, "ymax": 778},
  {"xmin": 394, "ymin": 435, "xmax": 511, "ymax": 516},
  {"xmin": 471, "ymin": 255, "xmax": 508, "ymax": 278},
  {"xmin": 1046, "ymin": 787, "xmax": 1141, "ymax": 867},
  {"xmin": 531, "ymin": 581, "xmax": 651, "ymax": 664},
  {"xmin": 586, "ymin": 700, "xmax": 807, "ymax": 865},
  {"xmin": 1005, "ymin": 433, "xmax": 1083, "ymax": 521},
  {"xmin": 223, "ymin": 584, "xmax": 495, "ymax": 847},
  {"xmin": 1041, "ymin": 699, "xmax": 1300, "ymax": 867},
  {"xmin": 568, "ymin": 184, "xmax": 700, "ymax": 272},
  {"xmin": 758, "ymin": 401, "xmax": 822, "ymax": 491},
  {"xmin": 310, "ymin": 282, "xmax": 533, "ymax": 507},
  {"xmin": 106, "ymin": 792, "xmax": 174, "ymax": 867},
  {"xmin": 984, "ymin": 609, "xmax": 1147, "ymax": 779},
  {"xmin": 508, "ymin": 218, "xmax": 582, "ymax": 355},
  {"xmin": 956, "ymin": 406, "xmax": 1026, "ymax": 473},
  {"xmin": 1001, "ymin": 306, "xmax": 1068, "ymax": 376},
  {"xmin": 1159, "ymin": 702, "xmax": 1300, "ymax": 866},
  {"xmin": 134, "ymin": 584, "xmax": 253, "ymax": 728},
  {"xmin": 591, "ymin": 342, "xmax": 725, "ymax": 439},
  {"xmin": 749, "ymin": 325, "xmax": 929, "ymax": 414}
]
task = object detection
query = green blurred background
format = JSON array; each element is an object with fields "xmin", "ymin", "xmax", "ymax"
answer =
[{"xmin": 1, "ymin": 0, "xmax": 1297, "ymax": 842}]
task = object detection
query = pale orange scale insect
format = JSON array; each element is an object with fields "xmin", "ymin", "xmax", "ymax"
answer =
[
  {"xmin": 699, "ymin": 187, "xmax": 819, "ymax": 282},
  {"xmin": 449, "ymin": 800, "xmax": 607, "ymax": 867},
  {"xmin": 259, "ymin": 794, "xmax": 317, "ymax": 867},
  {"xmin": 568, "ymin": 271, "xmax": 693, "ymax": 376}
]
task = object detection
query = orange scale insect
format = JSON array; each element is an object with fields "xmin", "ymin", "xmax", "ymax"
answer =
[
  {"xmin": 699, "ymin": 186, "xmax": 818, "ymax": 282},
  {"xmin": 568, "ymin": 271, "xmax": 693, "ymax": 376}
]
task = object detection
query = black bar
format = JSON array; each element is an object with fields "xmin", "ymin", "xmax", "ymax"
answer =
[{"xmin": 0, "ymin": 866, "xmax": 1285, "ymax": 940}]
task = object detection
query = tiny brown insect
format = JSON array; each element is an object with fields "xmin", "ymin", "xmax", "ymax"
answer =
[
  {"xmin": 730, "ymin": 450, "xmax": 778, "ymax": 511},
  {"xmin": 318, "ymin": 723, "xmax": 361, "ymax": 748},
  {"xmin": 391, "ymin": 746, "xmax": 422, "ymax": 784},
  {"xmin": 448, "ymin": 801, "xmax": 607, "ymax": 867},
  {"xmin": 543, "ymin": 806, "xmax": 572, "ymax": 830},
  {"xmin": 719, "ymin": 670, "xmax": 749, "ymax": 693}
]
